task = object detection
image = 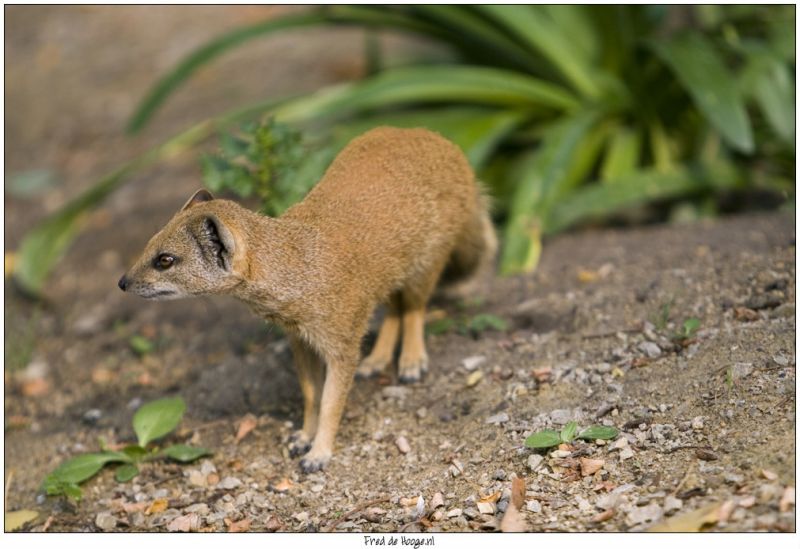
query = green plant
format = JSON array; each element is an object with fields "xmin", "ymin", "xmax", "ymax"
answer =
[
  {"xmin": 13, "ymin": 5, "xmax": 795, "ymax": 295},
  {"xmin": 42, "ymin": 397, "xmax": 209, "ymax": 501},
  {"xmin": 525, "ymin": 421, "xmax": 619, "ymax": 450},
  {"xmin": 675, "ymin": 317, "xmax": 701, "ymax": 341},
  {"xmin": 426, "ymin": 312, "xmax": 508, "ymax": 337}
]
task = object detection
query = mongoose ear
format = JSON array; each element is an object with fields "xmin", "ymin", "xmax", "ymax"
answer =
[
  {"xmin": 201, "ymin": 215, "xmax": 237, "ymax": 272},
  {"xmin": 181, "ymin": 189, "xmax": 215, "ymax": 211}
]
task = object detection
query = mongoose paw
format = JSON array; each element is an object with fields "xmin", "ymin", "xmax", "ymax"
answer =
[
  {"xmin": 299, "ymin": 451, "xmax": 330, "ymax": 473},
  {"xmin": 355, "ymin": 356, "xmax": 390, "ymax": 379},
  {"xmin": 288, "ymin": 432, "xmax": 312, "ymax": 458},
  {"xmin": 398, "ymin": 355, "xmax": 428, "ymax": 384}
]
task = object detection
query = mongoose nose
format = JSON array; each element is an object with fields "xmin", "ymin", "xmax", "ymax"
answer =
[{"xmin": 118, "ymin": 275, "xmax": 129, "ymax": 291}]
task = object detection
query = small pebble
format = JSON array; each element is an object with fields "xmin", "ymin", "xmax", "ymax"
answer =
[
  {"xmin": 219, "ymin": 477, "xmax": 242, "ymax": 490},
  {"xmin": 492, "ymin": 469, "xmax": 507, "ymax": 481},
  {"xmin": 773, "ymin": 354, "xmax": 789, "ymax": 367},
  {"xmin": 293, "ymin": 511, "xmax": 310, "ymax": 522},
  {"xmin": 527, "ymin": 454, "xmax": 544, "ymax": 471},
  {"xmin": 663, "ymin": 496, "xmax": 683, "ymax": 514},
  {"xmin": 82, "ymin": 409, "xmax": 102, "ymax": 425},
  {"xmin": 526, "ymin": 500, "xmax": 541, "ymax": 513},
  {"xmin": 626, "ymin": 503, "xmax": 662, "ymax": 526},
  {"xmin": 462, "ymin": 356, "xmax": 486, "ymax": 371},
  {"xmin": 395, "ymin": 436, "xmax": 411, "ymax": 454},
  {"xmin": 95, "ymin": 513, "xmax": 117, "ymax": 531},
  {"xmin": 311, "ymin": 484, "xmax": 324, "ymax": 493},
  {"xmin": 691, "ymin": 416, "xmax": 705, "ymax": 430},
  {"xmin": 638, "ymin": 341, "xmax": 662, "ymax": 359},
  {"xmin": 464, "ymin": 508, "xmax": 479, "ymax": 519},
  {"xmin": 476, "ymin": 502, "xmax": 495, "ymax": 515},
  {"xmin": 431, "ymin": 492, "xmax": 445, "ymax": 509},
  {"xmin": 486, "ymin": 412, "xmax": 509, "ymax": 425},
  {"xmin": 447, "ymin": 508, "xmax": 463, "ymax": 518},
  {"xmin": 382, "ymin": 386, "xmax": 410, "ymax": 400}
]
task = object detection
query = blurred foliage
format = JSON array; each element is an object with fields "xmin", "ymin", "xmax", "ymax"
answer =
[{"xmin": 12, "ymin": 5, "xmax": 795, "ymax": 294}]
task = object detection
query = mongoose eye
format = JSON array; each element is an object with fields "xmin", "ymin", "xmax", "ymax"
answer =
[{"xmin": 154, "ymin": 254, "xmax": 175, "ymax": 271}]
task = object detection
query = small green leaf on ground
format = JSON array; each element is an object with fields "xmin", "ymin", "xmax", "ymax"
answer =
[
  {"xmin": 577, "ymin": 425, "xmax": 619, "ymax": 440},
  {"xmin": 122, "ymin": 445, "xmax": 148, "ymax": 462},
  {"xmin": 525, "ymin": 430, "xmax": 562, "ymax": 449},
  {"xmin": 160, "ymin": 444, "xmax": 212, "ymax": 463},
  {"xmin": 426, "ymin": 317, "xmax": 456, "ymax": 335},
  {"xmin": 467, "ymin": 313, "xmax": 509, "ymax": 333},
  {"xmin": 129, "ymin": 335, "xmax": 154, "ymax": 356},
  {"xmin": 681, "ymin": 317, "xmax": 700, "ymax": 338},
  {"xmin": 115, "ymin": 464, "xmax": 139, "ymax": 483},
  {"xmin": 5, "ymin": 509, "xmax": 39, "ymax": 532},
  {"xmin": 560, "ymin": 421, "xmax": 578, "ymax": 443},
  {"xmin": 42, "ymin": 451, "xmax": 131, "ymax": 494},
  {"xmin": 132, "ymin": 397, "xmax": 186, "ymax": 447}
]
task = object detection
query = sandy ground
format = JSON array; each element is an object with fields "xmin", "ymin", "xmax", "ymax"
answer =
[{"xmin": 4, "ymin": 6, "xmax": 796, "ymax": 533}]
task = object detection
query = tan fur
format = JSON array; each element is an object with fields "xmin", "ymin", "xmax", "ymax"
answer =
[{"xmin": 119, "ymin": 127, "xmax": 496, "ymax": 472}]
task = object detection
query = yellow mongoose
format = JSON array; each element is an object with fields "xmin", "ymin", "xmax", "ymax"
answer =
[{"xmin": 119, "ymin": 127, "xmax": 497, "ymax": 472}]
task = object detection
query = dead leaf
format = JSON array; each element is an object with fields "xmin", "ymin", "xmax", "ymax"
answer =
[
  {"xmin": 21, "ymin": 378, "xmax": 49, "ymax": 397},
  {"xmin": 779, "ymin": 486, "xmax": 795, "ymax": 512},
  {"xmin": 122, "ymin": 502, "xmax": 148, "ymax": 514},
  {"xmin": 580, "ymin": 458, "xmax": 605, "ymax": 477},
  {"xmin": 5, "ymin": 251, "xmax": 17, "ymax": 278},
  {"xmin": 577, "ymin": 269, "xmax": 599, "ymax": 283},
  {"xmin": 647, "ymin": 503, "xmax": 720, "ymax": 532},
  {"xmin": 228, "ymin": 459, "xmax": 244, "ymax": 471},
  {"xmin": 265, "ymin": 515, "xmax": 283, "ymax": 532},
  {"xmin": 531, "ymin": 367, "xmax": 552, "ymax": 383},
  {"xmin": 510, "ymin": 478, "xmax": 525, "ymax": 510},
  {"xmin": 590, "ymin": 509, "xmax": 614, "ymax": 523},
  {"xmin": 91, "ymin": 367, "xmax": 114, "ymax": 384},
  {"xmin": 733, "ymin": 307, "xmax": 759, "ymax": 322},
  {"xmin": 167, "ymin": 513, "xmax": 199, "ymax": 532},
  {"xmin": 593, "ymin": 481, "xmax": 617, "ymax": 492},
  {"xmin": 145, "ymin": 498, "xmax": 169, "ymax": 515},
  {"xmin": 737, "ymin": 495, "xmax": 756, "ymax": 508},
  {"xmin": 207, "ymin": 473, "xmax": 220, "ymax": 486},
  {"xmin": 611, "ymin": 367, "xmax": 625, "ymax": 378},
  {"xmin": 136, "ymin": 372, "xmax": 153, "ymax": 386},
  {"xmin": 716, "ymin": 499, "xmax": 735, "ymax": 523},
  {"xmin": 479, "ymin": 492, "xmax": 501, "ymax": 504},
  {"xmin": 272, "ymin": 478, "xmax": 294, "ymax": 493},
  {"xmin": 631, "ymin": 357, "xmax": 651, "ymax": 368},
  {"xmin": 6, "ymin": 415, "xmax": 30, "ymax": 430},
  {"xmin": 466, "ymin": 370, "xmax": 483, "ymax": 387},
  {"xmin": 225, "ymin": 518, "xmax": 251, "ymax": 533},
  {"xmin": 5, "ymin": 510, "xmax": 38, "ymax": 532},
  {"xmin": 235, "ymin": 413, "xmax": 258, "ymax": 444},
  {"xmin": 761, "ymin": 469, "xmax": 778, "ymax": 481},
  {"xmin": 499, "ymin": 503, "xmax": 527, "ymax": 532}
]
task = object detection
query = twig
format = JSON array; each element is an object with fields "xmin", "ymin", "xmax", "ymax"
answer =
[
  {"xmin": 581, "ymin": 328, "xmax": 641, "ymax": 340},
  {"xmin": 4, "ymin": 471, "xmax": 13, "ymax": 508},
  {"xmin": 324, "ymin": 496, "xmax": 390, "ymax": 532},
  {"xmin": 672, "ymin": 462, "xmax": 695, "ymax": 497},
  {"xmin": 42, "ymin": 516, "xmax": 54, "ymax": 532}
]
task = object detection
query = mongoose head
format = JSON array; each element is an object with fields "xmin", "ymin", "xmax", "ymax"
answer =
[{"xmin": 118, "ymin": 189, "xmax": 248, "ymax": 300}]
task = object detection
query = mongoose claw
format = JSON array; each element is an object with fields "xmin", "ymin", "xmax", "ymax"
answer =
[
  {"xmin": 289, "ymin": 439, "xmax": 311, "ymax": 458},
  {"xmin": 299, "ymin": 454, "xmax": 329, "ymax": 474},
  {"xmin": 398, "ymin": 356, "xmax": 428, "ymax": 384},
  {"xmin": 355, "ymin": 357, "xmax": 389, "ymax": 379}
]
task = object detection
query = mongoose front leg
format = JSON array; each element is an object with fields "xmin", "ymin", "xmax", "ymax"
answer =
[
  {"xmin": 356, "ymin": 293, "xmax": 401, "ymax": 378},
  {"xmin": 397, "ymin": 306, "xmax": 429, "ymax": 384},
  {"xmin": 288, "ymin": 336, "xmax": 325, "ymax": 457},
  {"xmin": 299, "ymin": 356, "xmax": 356, "ymax": 473}
]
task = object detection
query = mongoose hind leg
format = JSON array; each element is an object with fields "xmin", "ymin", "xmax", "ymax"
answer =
[
  {"xmin": 288, "ymin": 336, "xmax": 325, "ymax": 457},
  {"xmin": 397, "ymin": 262, "xmax": 447, "ymax": 384},
  {"xmin": 299, "ymin": 346, "xmax": 360, "ymax": 473},
  {"xmin": 356, "ymin": 292, "xmax": 401, "ymax": 379}
]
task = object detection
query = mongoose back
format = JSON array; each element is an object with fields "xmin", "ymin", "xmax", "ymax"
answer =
[{"xmin": 119, "ymin": 127, "xmax": 497, "ymax": 472}]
